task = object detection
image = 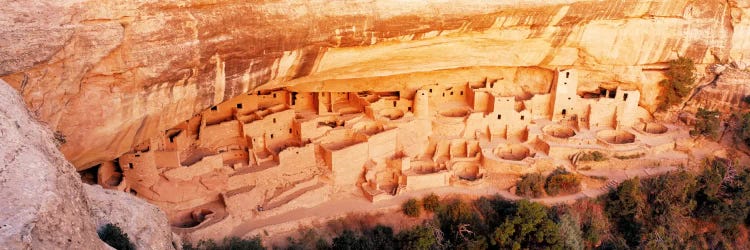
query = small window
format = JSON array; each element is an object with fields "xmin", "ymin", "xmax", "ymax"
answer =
[
  {"xmin": 429, "ymin": 89, "xmax": 433, "ymax": 93},
  {"xmin": 210, "ymin": 106, "xmax": 217, "ymax": 111},
  {"xmin": 128, "ymin": 163, "xmax": 133, "ymax": 169},
  {"xmin": 273, "ymin": 93, "xmax": 277, "ymax": 98},
  {"xmin": 273, "ymin": 118, "xmax": 276, "ymax": 123},
  {"xmin": 408, "ymin": 107, "xmax": 412, "ymax": 111},
  {"xmin": 521, "ymin": 115, "xmax": 525, "ymax": 120},
  {"xmin": 393, "ymin": 101, "xmax": 397, "ymax": 107},
  {"xmin": 623, "ymin": 93, "xmax": 629, "ymax": 101},
  {"xmin": 257, "ymin": 91, "xmax": 261, "ymax": 95},
  {"xmin": 563, "ymin": 82, "xmax": 567, "ymax": 85},
  {"xmin": 562, "ymin": 109, "xmax": 567, "ymax": 115},
  {"xmin": 236, "ymin": 103, "xmax": 243, "ymax": 109},
  {"xmin": 566, "ymin": 72, "xmax": 570, "ymax": 78},
  {"xmin": 442, "ymin": 93, "xmax": 445, "ymax": 97},
  {"xmin": 450, "ymin": 91, "xmax": 454, "ymax": 96},
  {"xmin": 421, "ymin": 93, "xmax": 425, "ymax": 96},
  {"xmin": 497, "ymin": 114, "xmax": 502, "ymax": 120},
  {"xmin": 568, "ymin": 97, "xmax": 571, "ymax": 100},
  {"xmin": 289, "ymin": 128, "xmax": 292, "ymax": 134},
  {"xmin": 270, "ymin": 134, "xmax": 274, "ymax": 139},
  {"xmin": 460, "ymin": 91, "xmax": 463, "ymax": 95}
]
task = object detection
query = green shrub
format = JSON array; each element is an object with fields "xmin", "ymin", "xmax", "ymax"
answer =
[
  {"xmin": 184, "ymin": 236, "xmax": 264, "ymax": 250},
  {"xmin": 545, "ymin": 169, "xmax": 581, "ymax": 196},
  {"xmin": 691, "ymin": 108, "xmax": 721, "ymax": 139},
  {"xmin": 578, "ymin": 151, "xmax": 607, "ymax": 162},
  {"xmin": 98, "ymin": 223, "xmax": 135, "ymax": 250},
  {"xmin": 517, "ymin": 173, "xmax": 546, "ymax": 198},
  {"xmin": 614, "ymin": 153, "xmax": 645, "ymax": 160},
  {"xmin": 422, "ymin": 193, "xmax": 440, "ymax": 212},
  {"xmin": 402, "ymin": 198, "xmax": 421, "ymax": 217},
  {"xmin": 657, "ymin": 57, "xmax": 696, "ymax": 111}
]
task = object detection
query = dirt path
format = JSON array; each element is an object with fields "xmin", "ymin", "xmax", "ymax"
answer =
[{"xmin": 229, "ymin": 165, "xmax": 678, "ymax": 238}]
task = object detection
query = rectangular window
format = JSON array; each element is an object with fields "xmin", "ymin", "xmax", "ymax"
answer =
[
  {"xmin": 236, "ymin": 103, "xmax": 243, "ymax": 109},
  {"xmin": 210, "ymin": 106, "xmax": 217, "ymax": 111}
]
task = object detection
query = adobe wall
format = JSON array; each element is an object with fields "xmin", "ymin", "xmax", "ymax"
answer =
[
  {"xmin": 526, "ymin": 94, "xmax": 551, "ymax": 120},
  {"xmin": 278, "ymin": 144, "xmax": 315, "ymax": 166},
  {"xmin": 589, "ymin": 98, "xmax": 617, "ymax": 128},
  {"xmin": 201, "ymin": 120, "xmax": 244, "ymax": 149},
  {"xmin": 551, "ymin": 69, "xmax": 578, "ymax": 121},
  {"xmin": 404, "ymin": 171, "xmax": 450, "ymax": 191},
  {"xmin": 397, "ymin": 119, "xmax": 431, "ymax": 157},
  {"xmin": 290, "ymin": 92, "xmax": 317, "ymax": 112},
  {"xmin": 329, "ymin": 141, "xmax": 369, "ymax": 191},
  {"xmin": 163, "ymin": 154, "xmax": 224, "ymax": 181},
  {"xmin": 368, "ymin": 129, "xmax": 399, "ymax": 159},
  {"xmin": 120, "ymin": 152, "xmax": 160, "ymax": 188}
]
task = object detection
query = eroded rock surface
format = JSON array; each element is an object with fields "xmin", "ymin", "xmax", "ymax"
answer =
[
  {"xmin": 0, "ymin": 0, "xmax": 748, "ymax": 170},
  {"xmin": 0, "ymin": 80, "xmax": 175, "ymax": 249}
]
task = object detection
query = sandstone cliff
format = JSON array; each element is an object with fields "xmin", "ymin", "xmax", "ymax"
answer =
[
  {"xmin": 0, "ymin": 80, "xmax": 175, "ymax": 249},
  {"xmin": 0, "ymin": 0, "xmax": 748, "ymax": 170}
]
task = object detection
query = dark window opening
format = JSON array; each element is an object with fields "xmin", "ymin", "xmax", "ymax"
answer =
[
  {"xmin": 257, "ymin": 91, "xmax": 261, "ymax": 95},
  {"xmin": 562, "ymin": 109, "xmax": 567, "ymax": 116},
  {"xmin": 563, "ymin": 82, "xmax": 567, "ymax": 85},
  {"xmin": 460, "ymin": 91, "xmax": 464, "ymax": 95},
  {"xmin": 236, "ymin": 103, "xmax": 243, "ymax": 109},
  {"xmin": 270, "ymin": 134, "xmax": 274, "ymax": 139},
  {"xmin": 130, "ymin": 189, "xmax": 138, "ymax": 196},
  {"xmin": 442, "ymin": 93, "xmax": 445, "ymax": 97},
  {"xmin": 210, "ymin": 106, "xmax": 217, "ymax": 111},
  {"xmin": 521, "ymin": 116, "xmax": 525, "ymax": 120},
  {"xmin": 273, "ymin": 118, "xmax": 276, "ymax": 123},
  {"xmin": 429, "ymin": 89, "xmax": 433, "ymax": 93},
  {"xmin": 608, "ymin": 90, "xmax": 616, "ymax": 99},
  {"xmin": 128, "ymin": 163, "xmax": 133, "ymax": 169},
  {"xmin": 408, "ymin": 107, "xmax": 412, "ymax": 111},
  {"xmin": 134, "ymin": 154, "xmax": 140, "ymax": 157},
  {"xmin": 291, "ymin": 92, "xmax": 298, "ymax": 105},
  {"xmin": 623, "ymin": 93, "xmax": 629, "ymax": 101},
  {"xmin": 497, "ymin": 114, "xmax": 502, "ymax": 120},
  {"xmin": 566, "ymin": 72, "xmax": 570, "ymax": 78},
  {"xmin": 393, "ymin": 101, "xmax": 397, "ymax": 107},
  {"xmin": 289, "ymin": 128, "xmax": 292, "ymax": 134},
  {"xmin": 273, "ymin": 93, "xmax": 277, "ymax": 98},
  {"xmin": 568, "ymin": 97, "xmax": 571, "ymax": 100},
  {"xmin": 169, "ymin": 137, "xmax": 174, "ymax": 143},
  {"xmin": 600, "ymin": 89, "xmax": 607, "ymax": 96},
  {"xmin": 450, "ymin": 91, "xmax": 454, "ymax": 96}
]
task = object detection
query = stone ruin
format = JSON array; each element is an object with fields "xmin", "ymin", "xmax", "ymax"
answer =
[{"xmin": 86, "ymin": 68, "xmax": 687, "ymax": 233}]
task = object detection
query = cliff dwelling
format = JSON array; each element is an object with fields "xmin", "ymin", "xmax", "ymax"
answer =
[{"xmin": 89, "ymin": 68, "xmax": 690, "ymax": 233}]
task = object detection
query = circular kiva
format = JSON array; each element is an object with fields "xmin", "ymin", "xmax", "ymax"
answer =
[
  {"xmin": 642, "ymin": 122, "xmax": 668, "ymax": 134},
  {"xmin": 543, "ymin": 124, "xmax": 576, "ymax": 139},
  {"xmin": 379, "ymin": 108, "xmax": 404, "ymax": 120},
  {"xmin": 596, "ymin": 129, "xmax": 636, "ymax": 144},
  {"xmin": 494, "ymin": 144, "xmax": 531, "ymax": 161},
  {"xmin": 439, "ymin": 106, "xmax": 471, "ymax": 117}
]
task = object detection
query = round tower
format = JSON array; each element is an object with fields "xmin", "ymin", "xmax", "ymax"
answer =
[{"xmin": 413, "ymin": 89, "xmax": 430, "ymax": 119}]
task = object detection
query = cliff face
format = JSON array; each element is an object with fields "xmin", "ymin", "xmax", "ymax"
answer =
[
  {"xmin": 0, "ymin": 0, "xmax": 748, "ymax": 170},
  {"xmin": 0, "ymin": 80, "xmax": 175, "ymax": 249}
]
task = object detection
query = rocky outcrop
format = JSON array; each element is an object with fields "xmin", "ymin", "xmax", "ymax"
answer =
[
  {"xmin": 0, "ymin": 80, "xmax": 175, "ymax": 249},
  {"xmin": 0, "ymin": 0, "xmax": 748, "ymax": 170}
]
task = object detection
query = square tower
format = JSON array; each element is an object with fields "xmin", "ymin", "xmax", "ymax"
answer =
[{"xmin": 551, "ymin": 69, "xmax": 579, "ymax": 122}]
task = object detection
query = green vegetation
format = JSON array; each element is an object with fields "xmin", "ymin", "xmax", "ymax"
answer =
[
  {"xmin": 200, "ymin": 157, "xmax": 750, "ymax": 250},
  {"xmin": 658, "ymin": 56, "xmax": 696, "ymax": 111},
  {"xmin": 402, "ymin": 198, "xmax": 421, "ymax": 217},
  {"xmin": 184, "ymin": 236, "xmax": 264, "ymax": 250},
  {"xmin": 516, "ymin": 173, "xmax": 545, "ymax": 198},
  {"xmin": 613, "ymin": 153, "xmax": 645, "ymax": 160},
  {"xmin": 578, "ymin": 151, "xmax": 607, "ymax": 162},
  {"xmin": 545, "ymin": 168, "xmax": 582, "ymax": 196},
  {"xmin": 97, "ymin": 223, "xmax": 135, "ymax": 250},
  {"xmin": 422, "ymin": 193, "xmax": 440, "ymax": 212},
  {"xmin": 736, "ymin": 112, "xmax": 750, "ymax": 146},
  {"xmin": 691, "ymin": 108, "xmax": 721, "ymax": 139}
]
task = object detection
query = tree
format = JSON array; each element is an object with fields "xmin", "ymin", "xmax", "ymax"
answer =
[
  {"xmin": 605, "ymin": 178, "xmax": 645, "ymax": 248},
  {"xmin": 98, "ymin": 223, "xmax": 135, "ymax": 250},
  {"xmin": 658, "ymin": 57, "xmax": 696, "ymax": 111},
  {"xmin": 691, "ymin": 108, "xmax": 721, "ymax": 140},
  {"xmin": 396, "ymin": 225, "xmax": 439, "ymax": 250},
  {"xmin": 492, "ymin": 200, "xmax": 561, "ymax": 249},
  {"xmin": 516, "ymin": 173, "xmax": 545, "ymax": 198},
  {"xmin": 545, "ymin": 168, "xmax": 581, "ymax": 196},
  {"xmin": 403, "ymin": 198, "xmax": 422, "ymax": 217},
  {"xmin": 557, "ymin": 213, "xmax": 585, "ymax": 250},
  {"xmin": 736, "ymin": 112, "xmax": 750, "ymax": 146},
  {"xmin": 422, "ymin": 193, "xmax": 441, "ymax": 212}
]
